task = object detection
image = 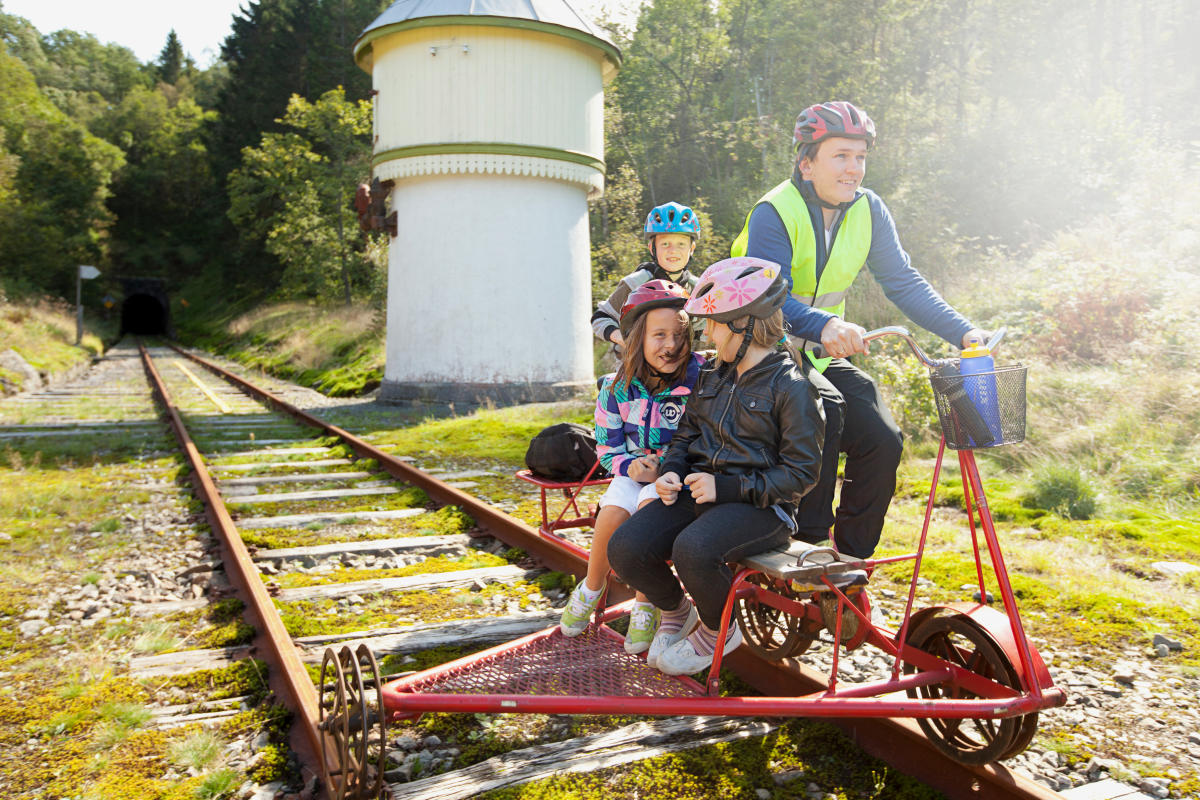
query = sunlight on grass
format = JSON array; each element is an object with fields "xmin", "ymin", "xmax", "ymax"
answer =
[
  {"xmin": 374, "ymin": 400, "xmax": 592, "ymax": 464},
  {"xmin": 170, "ymin": 730, "xmax": 224, "ymax": 771},
  {"xmin": 196, "ymin": 768, "xmax": 241, "ymax": 799},
  {"xmin": 133, "ymin": 621, "xmax": 183, "ymax": 654}
]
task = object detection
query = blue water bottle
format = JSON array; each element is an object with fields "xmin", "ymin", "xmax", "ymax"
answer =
[{"xmin": 958, "ymin": 337, "xmax": 1002, "ymax": 446}]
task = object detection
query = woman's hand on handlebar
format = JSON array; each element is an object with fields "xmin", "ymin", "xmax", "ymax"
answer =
[
  {"xmin": 820, "ymin": 318, "xmax": 870, "ymax": 358},
  {"xmin": 657, "ymin": 471, "xmax": 682, "ymax": 505}
]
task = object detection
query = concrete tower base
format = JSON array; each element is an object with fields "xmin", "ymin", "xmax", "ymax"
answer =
[{"xmin": 379, "ymin": 171, "xmax": 595, "ymax": 406}]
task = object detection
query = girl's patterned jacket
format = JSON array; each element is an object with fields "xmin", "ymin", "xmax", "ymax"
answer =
[{"xmin": 594, "ymin": 353, "xmax": 705, "ymax": 479}]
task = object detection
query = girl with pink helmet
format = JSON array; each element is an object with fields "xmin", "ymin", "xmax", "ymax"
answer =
[
  {"xmin": 607, "ymin": 257, "xmax": 826, "ymax": 676},
  {"xmin": 558, "ymin": 280, "xmax": 706, "ymax": 655}
]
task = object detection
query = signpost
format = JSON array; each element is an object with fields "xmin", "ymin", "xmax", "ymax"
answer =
[{"xmin": 76, "ymin": 265, "xmax": 100, "ymax": 344}]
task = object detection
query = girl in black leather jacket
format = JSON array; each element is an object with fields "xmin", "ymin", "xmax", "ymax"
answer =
[{"xmin": 608, "ymin": 257, "xmax": 826, "ymax": 676}]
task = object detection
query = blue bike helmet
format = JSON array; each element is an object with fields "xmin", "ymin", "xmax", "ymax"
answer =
[{"xmin": 644, "ymin": 202, "xmax": 700, "ymax": 241}]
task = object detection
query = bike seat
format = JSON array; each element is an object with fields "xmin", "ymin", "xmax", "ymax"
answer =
[{"xmin": 738, "ymin": 542, "xmax": 867, "ymax": 588}]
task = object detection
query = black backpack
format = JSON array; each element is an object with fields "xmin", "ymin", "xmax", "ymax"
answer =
[{"xmin": 524, "ymin": 422, "xmax": 605, "ymax": 481}]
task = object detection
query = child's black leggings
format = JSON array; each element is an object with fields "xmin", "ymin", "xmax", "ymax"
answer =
[{"xmin": 607, "ymin": 490, "xmax": 792, "ymax": 630}]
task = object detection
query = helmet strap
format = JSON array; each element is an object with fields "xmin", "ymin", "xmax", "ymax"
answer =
[{"xmin": 723, "ymin": 318, "xmax": 755, "ymax": 375}]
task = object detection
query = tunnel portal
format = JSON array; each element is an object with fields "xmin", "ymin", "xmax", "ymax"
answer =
[{"xmin": 118, "ymin": 278, "xmax": 172, "ymax": 337}]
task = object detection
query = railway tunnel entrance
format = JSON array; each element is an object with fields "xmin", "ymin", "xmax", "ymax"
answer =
[{"xmin": 119, "ymin": 278, "xmax": 172, "ymax": 337}]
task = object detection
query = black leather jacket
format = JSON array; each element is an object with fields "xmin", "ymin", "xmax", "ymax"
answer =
[{"xmin": 659, "ymin": 350, "xmax": 825, "ymax": 510}]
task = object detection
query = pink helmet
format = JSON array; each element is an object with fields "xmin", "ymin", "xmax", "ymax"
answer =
[
  {"xmin": 684, "ymin": 257, "xmax": 787, "ymax": 324},
  {"xmin": 619, "ymin": 279, "xmax": 689, "ymax": 337}
]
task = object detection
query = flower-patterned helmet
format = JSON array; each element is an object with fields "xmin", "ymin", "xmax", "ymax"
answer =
[{"xmin": 684, "ymin": 257, "xmax": 787, "ymax": 324}]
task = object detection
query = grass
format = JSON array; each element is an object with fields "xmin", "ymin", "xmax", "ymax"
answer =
[
  {"xmin": 0, "ymin": 296, "xmax": 111, "ymax": 392},
  {"xmin": 180, "ymin": 300, "xmax": 385, "ymax": 396},
  {"xmin": 170, "ymin": 730, "xmax": 224, "ymax": 771}
]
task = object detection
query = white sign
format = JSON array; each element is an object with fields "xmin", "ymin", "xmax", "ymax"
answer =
[{"xmin": 78, "ymin": 265, "xmax": 101, "ymax": 280}]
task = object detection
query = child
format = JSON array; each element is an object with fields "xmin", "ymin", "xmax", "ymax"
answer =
[
  {"xmin": 560, "ymin": 280, "xmax": 705, "ymax": 654},
  {"xmin": 591, "ymin": 202, "xmax": 702, "ymax": 352},
  {"xmin": 606, "ymin": 257, "xmax": 826, "ymax": 675}
]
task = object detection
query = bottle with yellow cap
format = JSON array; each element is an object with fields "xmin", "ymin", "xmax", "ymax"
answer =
[{"xmin": 958, "ymin": 335, "xmax": 1002, "ymax": 446}]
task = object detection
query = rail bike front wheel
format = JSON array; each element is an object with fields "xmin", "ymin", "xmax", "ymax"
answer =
[
  {"xmin": 902, "ymin": 613, "xmax": 1037, "ymax": 765},
  {"xmin": 318, "ymin": 645, "xmax": 388, "ymax": 800}
]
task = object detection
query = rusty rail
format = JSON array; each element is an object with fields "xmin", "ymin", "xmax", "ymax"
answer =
[
  {"xmin": 138, "ymin": 344, "xmax": 342, "ymax": 793},
  {"xmin": 169, "ymin": 344, "xmax": 1062, "ymax": 800}
]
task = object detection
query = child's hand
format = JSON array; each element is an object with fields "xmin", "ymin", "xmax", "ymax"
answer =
[
  {"xmin": 628, "ymin": 454, "xmax": 659, "ymax": 483},
  {"xmin": 656, "ymin": 471, "xmax": 682, "ymax": 505},
  {"xmin": 684, "ymin": 472, "xmax": 716, "ymax": 504}
]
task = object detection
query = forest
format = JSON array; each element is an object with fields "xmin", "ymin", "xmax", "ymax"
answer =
[{"xmin": 1, "ymin": 0, "xmax": 1196, "ymax": 315}]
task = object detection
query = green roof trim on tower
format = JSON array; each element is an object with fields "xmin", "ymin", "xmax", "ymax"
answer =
[
  {"xmin": 354, "ymin": 0, "xmax": 621, "ymax": 71},
  {"xmin": 372, "ymin": 142, "xmax": 605, "ymax": 173}
]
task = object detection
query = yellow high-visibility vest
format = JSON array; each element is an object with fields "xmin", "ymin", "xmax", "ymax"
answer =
[{"xmin": 732, "ymin": 180, "xmax": 872, "ymax": 372}]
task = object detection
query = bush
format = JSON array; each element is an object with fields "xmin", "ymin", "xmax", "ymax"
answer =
[{"xmin": 1028, "ymin": 464, "xmax": 1098, "ymax": 519}]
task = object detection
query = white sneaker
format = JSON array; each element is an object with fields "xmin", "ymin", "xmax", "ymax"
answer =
[
  {"xmin": 645, "ymin": 603, "xmax": 698, "ymax": 669},
  {"xmin": 658, "ymin": 622, "xmax": 743, "ymax": 676}
]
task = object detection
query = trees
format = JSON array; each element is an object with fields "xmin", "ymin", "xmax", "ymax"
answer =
[
  {"xmin": 0, "ymin": 44, "xmax": 123, "ymax": 296},
  {"xmin": 227, "ymin": 88, "xmax": 377, "ymax": 302},
  {"xmin": 157, "ymin": 30, "xmax": 183, "ymax": 85},
  {"xmin": 211, "ymin": 0, "xmax": 383, "ymax": 180},
  {"xmin": 91, "ymin": 86, "xmax": 221, "ymax": 279}
]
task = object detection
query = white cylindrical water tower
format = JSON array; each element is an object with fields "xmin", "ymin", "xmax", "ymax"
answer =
[{"xmin": 354, "ymin": 0, "xmax": 620, "ymax": 404}]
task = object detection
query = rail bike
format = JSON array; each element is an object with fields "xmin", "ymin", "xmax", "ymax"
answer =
[{"xmin": 316, "ymin": 327, "xmax": 1066, "ymax": 798}]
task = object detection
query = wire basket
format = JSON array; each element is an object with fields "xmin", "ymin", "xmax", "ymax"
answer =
[{"xmin": 928, "ymin": 364, "xmax": 1027, "ymax": 449}]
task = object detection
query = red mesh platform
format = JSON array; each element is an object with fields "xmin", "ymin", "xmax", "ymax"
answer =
[{"xmin": 389, "ymin": 625, "xmax": 703, "ymax": 700}]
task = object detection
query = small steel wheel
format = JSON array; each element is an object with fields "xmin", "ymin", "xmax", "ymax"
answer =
[
  {"xmin": 903, "ymin": 614, "xmax": 1034, "ymax": 765},
  {"xmin": 318, "ymin": 645, "xmax": 388, "ymax": 799},
  {"xmin": 735, "ymin": 574, "xmax": 821, "ymax": 659}
]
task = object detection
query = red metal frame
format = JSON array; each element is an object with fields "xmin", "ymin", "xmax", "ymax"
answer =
[
  {"xmin": 515, "ymin": 464, "xmax": 611, "ymax": 560},
  {"xmin": 384, "ymin": 439, "xmax": 1065, "ymax": 727}
]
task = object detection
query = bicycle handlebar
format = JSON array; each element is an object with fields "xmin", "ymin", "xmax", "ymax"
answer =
[{"xmin": 805, "ymin": 326, "xmax": 1007, "ymax": 368}]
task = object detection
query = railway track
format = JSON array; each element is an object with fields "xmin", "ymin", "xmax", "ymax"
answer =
[
  {"xmin": 7, "ymin": 340, "xmax": 1139, "ymax": 800},
  {"xmin": 133, "ymin": 341, "xmax": 1072, "ymax": 800}
]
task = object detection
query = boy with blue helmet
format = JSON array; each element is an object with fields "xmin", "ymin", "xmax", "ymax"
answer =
[{"xmin": 591, "ymin": 202, "xmax": 703, "ymax": 351}]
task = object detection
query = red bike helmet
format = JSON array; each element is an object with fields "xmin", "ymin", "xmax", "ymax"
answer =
[
  {"xmin": 793, "ymin": 101, "xmax": 876, "ymax": 155},
  {"xmin": 619, "ymin": 279, "xmax": 689, "ymax": 338}
]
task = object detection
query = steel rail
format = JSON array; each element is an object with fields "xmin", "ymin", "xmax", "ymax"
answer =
[
  {"xmin": 138, "ymin": 344, "xmax": 342, "ymax": 795},
  {"xmin": 170, "ymin": 344, "xmax": 1062, "ymax": 800}
]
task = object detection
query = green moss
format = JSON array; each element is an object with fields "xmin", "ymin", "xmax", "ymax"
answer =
[
  {"xmin": 277, "ymin": 582, "xmax": 532, "ymax": 637},
  {"xmin": 272, "ymin": 551, "xmax": 509, "ymax": 589},
  {"xmin": 249, "ymin": 742, "xmax": 290, "ymax": 783},
  {"xmin": 474, "ymin": 720, "xmax": 939, "ymax": 800},
  {"xmin": 228, "ymin": 485, "xmax": 429, "ymax": 517},
  {"xmin": 159, "ymin": 659, "xmax": 271, "ymax": 702}
]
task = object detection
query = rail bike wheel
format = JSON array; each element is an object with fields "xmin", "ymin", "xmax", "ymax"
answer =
[
  {"xmin": 903, "ymin": 614, "xmax": 1033, "ymax": 765},
  {"xmin": 735, "ymin": 574, "xmax": 822, "ymax": 659},
  {"xmin": 318, "ymin": 645, "xmax": 388, "ymax": 799},
  {"xmin": 818, "ymin": 588, "xmax": 871, "ymax": 651}
]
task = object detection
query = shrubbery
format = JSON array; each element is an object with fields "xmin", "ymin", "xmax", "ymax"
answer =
[{"xmin": 1027, "ymin": 464, "xmax": 1098, "ymax": 520}]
